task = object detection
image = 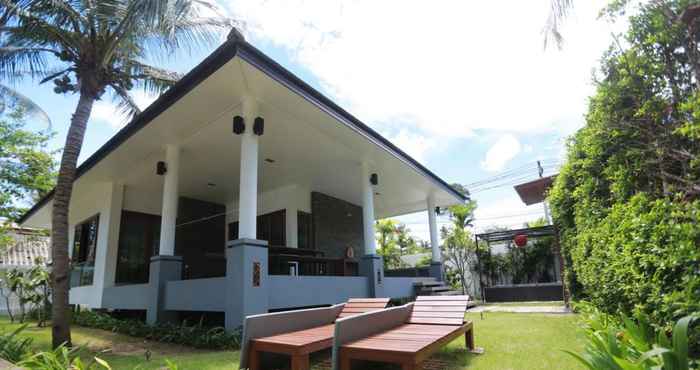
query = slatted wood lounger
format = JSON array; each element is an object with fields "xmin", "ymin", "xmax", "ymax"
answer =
[
  {"xmin": 338, "ymin": 296, "xmax": 479, "ymax": 370},
  {"xmin": 247, "ymin": 298, "xmax": 390, "ymax": 370}
]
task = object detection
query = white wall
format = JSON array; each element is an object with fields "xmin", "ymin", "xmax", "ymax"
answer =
[
  {"xmin": 226, "ymin": 184, "xmax": 311, "ymax": 247},
  {"xmin": 122, "ymin": 184, "xmax": 162, "ymax": 215},
  {"xmin": 67, "ymin": 182, "xmax": 123, "ymax": 309}
]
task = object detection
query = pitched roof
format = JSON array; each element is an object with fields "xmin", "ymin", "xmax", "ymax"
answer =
[
  {"xmin": 0, "ymin": 229, "xmax": 50, "ymax": 267},
  {"xmin": 18, "ymin": 39, "xmax": 466, "ymax": 225}
]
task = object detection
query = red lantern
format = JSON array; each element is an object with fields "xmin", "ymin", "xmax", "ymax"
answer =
[{"xmin": 514, "ymin": 234, "xmax": 528, "ymax": 248}]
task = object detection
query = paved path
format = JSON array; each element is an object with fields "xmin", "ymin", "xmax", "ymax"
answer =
[{"xmin": 468, "ymin": 305, "xmax": 570, "ymax": 314}]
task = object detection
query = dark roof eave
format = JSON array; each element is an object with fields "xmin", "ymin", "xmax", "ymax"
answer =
[{"xmin": 18, "ymin": 39, "xmax": 465, "ymax": 225}]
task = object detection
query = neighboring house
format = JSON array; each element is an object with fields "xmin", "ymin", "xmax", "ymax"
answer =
[
  {"xmin": 18, "ymin": 36, "xmax": 466, "ymax": 330},
  {"xmin": 0, "ymin": 227, "xmax": 50, "ymax": 315}
]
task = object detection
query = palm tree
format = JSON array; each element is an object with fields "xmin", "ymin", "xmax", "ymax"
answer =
[{"xmin": 0, "ymin": 0, "xmax": 232, "ymax": 348}]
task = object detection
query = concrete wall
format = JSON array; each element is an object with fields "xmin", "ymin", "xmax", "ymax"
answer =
[
  {"xmin": 102, "ymin": 284, "xmax": 149, "ymax": 310},
  {"xmin": 164, "ymin": 277, "xmax": 226, "ymax": 311},
  {"xmin": 268, "ymin": 275, "xmax": 368, "ymax": 310},
  {"xmin": 311, "ymin": 192, "xmax": 364, "ymax": 259},
  {"xmin": 383, "ymin": 277, "xmax": 417, "ymax": 298},
  {"xmin": 85, "ymin": 275, "xmax": 419, "ymax": 313}
]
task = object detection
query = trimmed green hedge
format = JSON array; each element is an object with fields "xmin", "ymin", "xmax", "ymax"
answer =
[
  {"xmin": 73, "ymin": 310, "xmax": 241, "ymax": 350},
  {"xmin": 566, "ymin": 194, "xmax": 700, "ymax": 352}
]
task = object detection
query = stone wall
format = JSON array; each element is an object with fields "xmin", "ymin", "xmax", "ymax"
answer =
[{"xmin": 311, "ymin": 192, "xmax": 364, "ymax": 259}]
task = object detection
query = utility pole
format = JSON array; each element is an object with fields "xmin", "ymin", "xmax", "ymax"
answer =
[{"xmin": 538, "ymin": 160, "xmax": 552, "ymax": 224}]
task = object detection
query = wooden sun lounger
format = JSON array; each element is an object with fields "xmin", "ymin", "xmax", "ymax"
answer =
[
  {"xmin": 243, "ymin": 298, "xmax": 390, "ymax": 370},
  {"xmin": 335, "ymin": 296, "xmax": 481, "ymax": 370}
]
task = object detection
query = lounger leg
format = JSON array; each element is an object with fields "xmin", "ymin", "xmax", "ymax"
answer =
[
  {"xmin": 248, "ymin": 347, "xmax": 260, "ymax": 370},
  {"xmin": 291, "ymin": 354, "xmax": 310, "ymax": 370},
  {"xmin": 465, "ymin": 328, "xmax": 475, "ymax": 351},
  {"xmin": 340, "ymin": 353, "xmax": 352, "ymax": 370}
]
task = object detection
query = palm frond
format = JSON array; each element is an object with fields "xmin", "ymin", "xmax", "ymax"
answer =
[
  {"xmin": 0, "ymin": 84, "xmax": 51, "ymax": 128},
  {"xmin": 109, "ymin": 83, "xmax": 141, "ymax": 120},
  {"xmin": 543, "ymin": 0, "xmax": 575, "ymax": 50},
  {"xmin": 127, "ymin": 61, "xmax": 181, "ymax": 95},
  {"xmin": 0, "ymin": 46, "xmax": 53, "ymax": 82},
  {"xmin": 38, "ymin": 67, "xmax": 71, "ymax": 84}
]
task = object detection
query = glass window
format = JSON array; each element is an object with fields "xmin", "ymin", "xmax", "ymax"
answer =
[
  {"xmin": 228, "ymin": 209, "xmax": 286, "ymax": 246},
  {"xmin": 70, "ymin": 215, "xmax": 99, "ymax": 287},
  {"xmin": 115, "ymin": 211, "xmax": 161, "ymax": 284},
  {"xmin": 298, "ymin": 211, "xmax": 313, "ymax": 249}
]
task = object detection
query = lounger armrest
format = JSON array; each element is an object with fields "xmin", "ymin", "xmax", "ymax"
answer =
[
  {"xmin": 331, "ymin": 303, "xmax": 414, "ymax": 370},
  {"xmin": 240, "ymin": 303, "xmax": 344, "ymax": 369}
]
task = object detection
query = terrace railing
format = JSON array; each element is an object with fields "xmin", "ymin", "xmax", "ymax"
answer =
[{"xmin": 268, "ymin": 246, "xmax": 358, "ymax": 276}]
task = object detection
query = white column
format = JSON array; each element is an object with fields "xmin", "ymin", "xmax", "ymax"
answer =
[
  {"xmin": 158, "ymin": 144, "xmax": 180, "ymax": 256},
  {"xmin": 361, "ymin": 163, "xmax": 377, "ymax": 255},
  {"xmin": 238, "ymin": 97, "xmax": 259, "ymax": 239},
  {"xmin": 102, "ymin": 182, "xmax": 124, "ymax": 287},
  {"xmin": 286, "ymin": 207, "xmax": 298, "ymax": 248},
  {"xmin": 427, "ymin": 194, "xmax": 441, "ymax": 263},
  {"xmin": 93, "ymin": 182, "xmax": 123, "ymax": 306}
]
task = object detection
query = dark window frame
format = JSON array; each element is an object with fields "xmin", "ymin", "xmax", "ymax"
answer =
[
  {"xmin": 297, "ymin": 210, "xmax": 314, "ymax": 250},
  {"xmin": 228, "ymin": 209, "xmax": 287, "ymax": 247},
  {"xmin": 115, "ymin": 210, "xmax": 161, "ymax": 285},
  {"xmin": 70, "ymin": 214, "xmax": 100, "ymax": 287}
]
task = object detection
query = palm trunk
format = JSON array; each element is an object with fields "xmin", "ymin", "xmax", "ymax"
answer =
[{"xmin": 51, "ymin": 93, "xmax": 95, "ymax": 349}]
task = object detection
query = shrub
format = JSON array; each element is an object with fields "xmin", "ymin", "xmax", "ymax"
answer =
[
  {"xmin": 0, "ymin": 324, "xmax": 32, "ymax": 363},
  {"xmin": 564, "ymin": 194, "xmax": 700, "ymax": 353},
  {"xmin": 17, "ymin": 344, "xmax": 111, "ymax": 370},
  {"xmin": 72, "ymin": 310, "xmax": 242, "ymax": 350},
  {"xmin": 567, "ymin": 303, "xmax": 698, "ymax": 369}
]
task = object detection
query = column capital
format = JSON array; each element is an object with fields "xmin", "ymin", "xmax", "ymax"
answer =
[{"xmin": 241, "ymin": 95, "xmax": 259, "ymax": 119}]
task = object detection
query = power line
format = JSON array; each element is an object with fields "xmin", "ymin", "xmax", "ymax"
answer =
[
  {"xmin": 469, "ymin": 165, "xmax": 561, "ymax": 194},
  {"xmin": 465, "ymin": 160, "xmax": 562, "ymax": 191}
]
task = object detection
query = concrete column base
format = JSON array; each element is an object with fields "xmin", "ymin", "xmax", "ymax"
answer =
[
  {"xmin": 225, "ymin": 238, "xmax": 269, "ymax": 331},
  {"xmin": 429, "ymin": 262, "xmax": 444, "ymax": 282},
  {"xmin": 147, "ymin": 255, "xmax": 183, "ymax": 325},
  {"xmin": 360, "ymin": 255, "xmax": 385, "ymax": 298}
]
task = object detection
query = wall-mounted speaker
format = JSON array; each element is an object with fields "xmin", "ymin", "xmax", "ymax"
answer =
[
  {"xmin": 156, "ymin": 161, "xmax": 167, "ymax": 175},
  {"xmin": 253, "ymin": 117, "xmax": 264, "ymax": 136},
  {"xmin": 232, "ymin": 116, "xmax": 245, "ymax": 134}
]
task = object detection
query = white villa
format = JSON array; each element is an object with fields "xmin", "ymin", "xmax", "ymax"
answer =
[{"xmin": 18, "ymin": 34, "xmax": 466, "ymax": 329}]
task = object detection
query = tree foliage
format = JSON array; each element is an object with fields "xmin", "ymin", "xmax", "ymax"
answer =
[
  {"xmin": 441, "ymin": 201, "xmax": 478, "ymax": 295},
  {"xmin": 0, "ymin": 107, "xmax": 54, "ymax": 222},
  {"xmin": 549, "ymin": 0, "xmax": 700, "ymax": 355},
  {"xmin": 376, "ymin": 219, "xmax": 401, "ymax": 269}
]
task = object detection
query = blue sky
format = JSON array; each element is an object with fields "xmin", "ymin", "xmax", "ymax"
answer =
[{"xmin": 8, "ymin": 0, "xmax": 620, "ymax": 241}]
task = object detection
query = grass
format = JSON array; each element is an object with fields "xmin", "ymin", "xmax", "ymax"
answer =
[{"xmin": 0, "ymin": 312, "xmax": 585, "ymax": 369}]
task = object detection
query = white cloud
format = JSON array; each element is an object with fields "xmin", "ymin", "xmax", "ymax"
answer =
[
  {"xmin": 224, "ymin": 0, "xmax": 614, "ymax": 140},
  {"xmin": 481, "ymin": 134, "xmax": 522, "ymax": 172},
  {"xmin": 91, "ymin": 91, "xmax": 158, "ymax": 128},
  {"xmin": 389, "ymin": 130, "xmax": 436, "ymax": 164}
]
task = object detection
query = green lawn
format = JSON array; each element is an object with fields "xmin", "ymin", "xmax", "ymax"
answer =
[
  {"xmin": 0, "ymin": 313, "xmax": 585, "ymax": 369},
  {"xmin": 481, "ymin": 301, "xmax": 566, "ymax": 307}
]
